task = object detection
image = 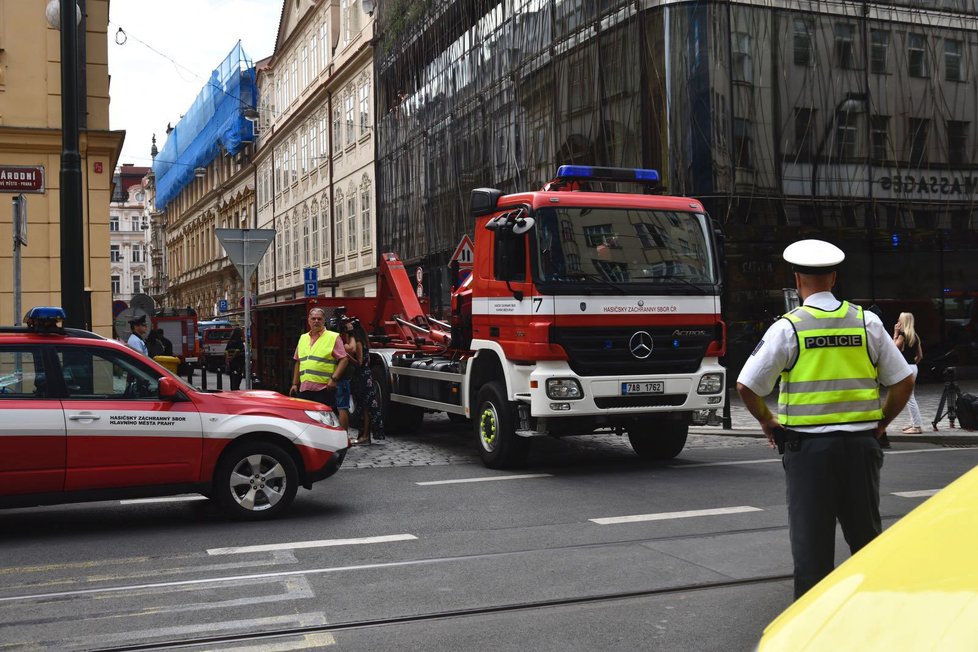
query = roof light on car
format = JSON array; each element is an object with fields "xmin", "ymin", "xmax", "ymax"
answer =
[
  {"xmin": 24, "ymin": 307, "xmax": 66, "ymax": 333},
  {"xmin": 554, "ymin": 165, "xmax": 660, "ymax": 183}
]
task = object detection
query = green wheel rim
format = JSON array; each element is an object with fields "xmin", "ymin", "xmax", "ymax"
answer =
[{"xmin": 479, "ymin": 403, "xmax": 498, "ymax": 452}]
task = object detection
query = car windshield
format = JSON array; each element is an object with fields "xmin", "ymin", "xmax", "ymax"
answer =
[{"xmin": 533, "ymin": 207, "xmax": 717, "ymax": 290}]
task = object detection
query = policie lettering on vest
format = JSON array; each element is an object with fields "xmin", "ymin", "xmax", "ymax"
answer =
[{"xmin": 803, "ymin": 334, "xmax": 863, "ymax": 349}]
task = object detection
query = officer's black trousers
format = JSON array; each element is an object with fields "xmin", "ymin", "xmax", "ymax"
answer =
[{"xmin": 783, "ymin": 432, "xmax": 884, "ymax": 599}]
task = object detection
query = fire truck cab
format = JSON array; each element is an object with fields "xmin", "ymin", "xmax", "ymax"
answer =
[{"xmin": 373, "ymin": 166, "xmax": 726, "ymax": 468}]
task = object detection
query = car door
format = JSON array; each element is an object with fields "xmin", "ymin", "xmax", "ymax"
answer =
[
  {"xmin": 0, "ymin": 344, "xmax": 66, "ymax": 495},
  {"xmin": 56, "ymin": 344, "xmax": 203, "ymax": 492}
]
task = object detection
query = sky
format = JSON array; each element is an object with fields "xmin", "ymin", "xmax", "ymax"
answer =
[{"xmin": 107, "ymin": 0, "xmax": 280, "ymax": 169}]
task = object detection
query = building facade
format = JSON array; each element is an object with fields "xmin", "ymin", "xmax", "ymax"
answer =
[
  {"xmin": 255, "ymin": 0, "xmax": 378, "ymax": 302},
  {"xmin": 376, "ymin": 0, "xmax": 978, "ymax": 374},
  {"xmin": 0, "ymin": 0, "xmax": 124, "ymax": 333},
  {"xmin": 108, "ymin": 164, "xmax": 151, "ymax": 303}
]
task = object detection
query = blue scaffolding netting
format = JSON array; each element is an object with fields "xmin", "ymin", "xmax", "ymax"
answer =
[{"xmin": 153, "ymin": 42, "xmax": 256, "ymax": 212}]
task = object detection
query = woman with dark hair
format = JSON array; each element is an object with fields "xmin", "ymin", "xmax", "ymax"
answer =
[
  {"xmin": 226, "ymin": 328, "xmax": 245, "ymax": 390},
  {"xmin": 346, "ymin": 319, "xmax": 386, "ymax": 445}
]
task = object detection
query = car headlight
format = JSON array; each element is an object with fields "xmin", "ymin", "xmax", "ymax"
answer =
[
  {"xmin": 546, "ymin": 378, "xmax": 583, "ymax": 400},
  {"xmin": 305, "ymin": 409, "xmax": 340, "ymax": 428},
  {"xmin": 697, "ymin": 373, "xmax": 724, "ymax": 394}
]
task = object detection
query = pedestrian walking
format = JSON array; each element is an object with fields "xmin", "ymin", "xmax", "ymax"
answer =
[
  {"xmin": 290, "ymin": 307, "xmax": 349, "ymax": 410},
  {"xmin": 736, "ymin": 239, "xmax": 914, "ymax": 600},
  {"xmin": 126, "ymin": 314, "xmax": 150, "ymax": 357},
  {"xmin": 893, "ymin": 312, "xmax": 924, "ymax": 434},
  {"xmin": 345, "ymin": 318, "xmax": 386, "ymax": 445},
  {"xmin": 225, "ymin": 328, "xmax": 245, "ymax": 390},
  {"xmin": 145, "ymin": 328, "xmax": 166, "ymax": 358}
]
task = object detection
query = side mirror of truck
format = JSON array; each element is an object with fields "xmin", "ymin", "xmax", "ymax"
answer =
[{"xmin": 471, "ymin": 188, "xmax": 504, "ymax": 217}]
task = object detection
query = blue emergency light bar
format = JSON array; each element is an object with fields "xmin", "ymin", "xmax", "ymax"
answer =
[
  {"xmin": 25, "ymin": 307, "xmax": 66, "ymax": 321},
  {"xmin": 555, "ymin": 165, "xmax": 660, "ymax": 183}
]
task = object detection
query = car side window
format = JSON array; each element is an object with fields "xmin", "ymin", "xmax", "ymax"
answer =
[
  {"xmin": 56, "ymin": 347, "xmax": 160, "ymax": 400},
  {"xmin": 0, "ymin": 346, "xmax": 48, "ymax": 399}
]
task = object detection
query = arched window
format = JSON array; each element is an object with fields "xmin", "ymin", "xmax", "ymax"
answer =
[
  {"xmin": 320, "ymin": 196, "xmax": 330, "ymax": 261},
  {"xmin": 302, "ymin": 205, "xmax": 311, "ymax": 267},
  {"xmin": 346, "ymin": 183, "xmax": 357, "ymax": 253},
  {"xmin": 335, "ymin": 191, "xmax": 345, "ymax": 256},
  {"xmin": 360, "ymin": 176, "xmax": 371, "ymax": 249},
  {"xmin": 291, "ymin": 212, "xmax": 300, "ymax": 269},
  {"xmin": 283, "ymin": 217, "xmax": 291, "ymax": 275},
  {"xmin": 310, "ymin": 201, "xmax": 320, "ymax": 264}
]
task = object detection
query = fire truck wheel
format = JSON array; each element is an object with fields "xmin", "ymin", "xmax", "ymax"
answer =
[
  {"xmin": 373, "ymin": 363, "xmax": 424, "ymax": 434},
  {"xmin": 214, "ymin": 440, "xmax": 299, "ymax": 520},
  {"xmin": 474, "ymin": 381, "xmax": 529, "ymax": 468},
  {"xmin": 627, "ymin": 420, "xmax": 688, "ymax": 460}
]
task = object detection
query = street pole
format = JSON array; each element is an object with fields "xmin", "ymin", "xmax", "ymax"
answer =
[
  {"xmin": 58, "ymin": 0, "xmax": 87, "ymax": 328},
  {"xmin": 243, "ymin": 237, "xmax": 252, "ymax": 390},
  {"xmin": 12, "ymin": 195, "xmax": 26, "ymax": 326}
]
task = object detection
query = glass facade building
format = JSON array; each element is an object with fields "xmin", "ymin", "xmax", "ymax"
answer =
[{"xmin": 376, "ymin": 0, "xmax": 978, "ymax": 376}]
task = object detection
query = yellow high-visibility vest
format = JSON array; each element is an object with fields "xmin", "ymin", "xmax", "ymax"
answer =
[
  {"xmin": 778, "ymin": 301, "xmax": 883, "ymax": 427},
  {"xmin": 297, "ymin": 330, "xmax": 338, "ymax": 384}
]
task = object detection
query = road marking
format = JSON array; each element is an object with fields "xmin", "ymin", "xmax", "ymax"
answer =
[
  {"xmin": 119, "ymin": 495, "xmax": 208, "ymax": 505},
  {"xmin": 207, "ymin": 534, "xmax": 418, "ymax": 556},
  {"xmin": 671, "ymin": 459, "xmax": 781, "ymax": 469},
  {"xmin": 892, "ymin": 489, "xmax": 940, "ymax": 498},
  {"xmin": 416, "ymin": 473, "xmax": 553, "ymax": 486},
  {"xmin": 590, "ymin": 506, "xmax": 763, "ymax": 525},
  {"xmin": 884, "ymin": 447, "xmax": 973, "ymax": 455}
]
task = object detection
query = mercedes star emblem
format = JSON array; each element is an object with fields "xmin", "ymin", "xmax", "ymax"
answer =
[{"xmin": 629, "ymin": 331, "xmax": 654, "ymax": 359}]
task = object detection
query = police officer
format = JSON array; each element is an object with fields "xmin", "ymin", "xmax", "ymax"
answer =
[
  {"xmin": 736, "ymin": 239, "xmax": 914, "ymax": 600},
  {"xmin": 127, "ymin": 314, "xmax": 150, "ymax": 357}
]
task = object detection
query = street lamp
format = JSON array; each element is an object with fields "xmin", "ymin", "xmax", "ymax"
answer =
[
  {"xmin": 46, "ymin": 0, "xmax": 87, "ymax": 329},
  {"xmin": 811, "ymin": 92, "xmax": 868, "ymax": 200}
]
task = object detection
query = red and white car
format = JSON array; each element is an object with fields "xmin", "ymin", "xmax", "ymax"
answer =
[{"xmin": 0, "ymin": 308, "xmax": 348, "ymax": 519}]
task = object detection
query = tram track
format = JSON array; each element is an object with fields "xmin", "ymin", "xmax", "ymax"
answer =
[{"xmin": 88, "ymin": 572, "xmax": 793, "ymax": 651}]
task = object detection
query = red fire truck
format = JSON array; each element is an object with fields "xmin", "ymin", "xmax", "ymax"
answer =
[{"xmin": 255, "ymin": 166, "xmax": 726, "ymax": 468}]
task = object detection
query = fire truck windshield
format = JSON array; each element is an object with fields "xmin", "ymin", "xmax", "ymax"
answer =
[{"xmin": 533, "ymin": 207, "xmax": 717, "ymax": 293}]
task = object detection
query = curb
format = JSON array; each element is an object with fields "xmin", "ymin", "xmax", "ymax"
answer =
[{"xmin": 690, "ymin": 426, "xmax": 978, "ymax": 446}]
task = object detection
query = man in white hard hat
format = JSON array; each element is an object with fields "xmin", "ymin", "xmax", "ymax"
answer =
[{"xmin": 736, "ymin": 239, "xmax": 914, "ymax": 600}]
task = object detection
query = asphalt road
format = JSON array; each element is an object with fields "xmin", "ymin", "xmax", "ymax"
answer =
[{"xmin": 2, "ymin": 428, "xmax": 977, "ymax": 651}]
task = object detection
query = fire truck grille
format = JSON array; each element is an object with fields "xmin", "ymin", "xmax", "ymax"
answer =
[
  {"xmin": 551, "ymin": 326, "xmax": 712, "ymax": 377},
  {"xmin": 595, "ymin": 395, "xmax": 687, "ymax": 409}
]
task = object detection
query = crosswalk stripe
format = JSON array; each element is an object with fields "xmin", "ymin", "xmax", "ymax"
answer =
[
  {"xmin": 590, "ymin": 505, "xmax": 763, "ymax": 525},
  {"xmin": 207, "ymin": 534, "xmax": 417, "ymax": 556}
]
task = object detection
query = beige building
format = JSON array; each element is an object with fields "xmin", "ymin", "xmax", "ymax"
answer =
[
  {"xmin": 0, "ymin": 0, "xmax": 124, "ymax": 333},
  {"xmin": 255, "ymin": 0, "xmax": 378, "ymax": 302},
  {"xmin": 109, "ymin": 164, "xmax": 151, "ymax": 303}
]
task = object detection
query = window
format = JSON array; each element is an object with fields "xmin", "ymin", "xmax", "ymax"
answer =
[
  {"xmin": 634, "ymin": 223, "xmax": 665, "ymax": 249},
  {"xmin": 835, "ymin": 109, "xmax": 859, "ymax": 161},
  {"xmin": 132, "ymin": 244, "xmax": 142, "ymax": 262},
  {"xmin": 302, "ymin": 210, "xmax": 310, "ymax": 267},
  {"xmin": 284, "ymin": 219, "xmax": 291, "ymax": 273},
  {"xmin": 111, "ymin": 275, "xmax": 121, "ymax": 294},
  {"xmin": 110, "ymin": 215, "xmax": 119, "ymax": 231},
  {"xmin": 908, "ymin": 34, "xmax": 928, "ymax": 78},
  {"xmin": 909, "ymin": 118, "xmax": 929, "ymax": 165},
  {"xmin": 0, "ymin": 347, "xmax": 47, "ymax": 399},
  {"xmin": 309, "ymin": 123, "xmax": 318, "ymax": 169},
  {"xmin": 282, "ymin": 66, "xmax": 291, "ymax": 107},
  {"xmin": 132, "ymin": 275, "xmax": 141, "ymax": 294},
  {"xmin": 310, "ymin": 34, "xmax": 318, "ymax": 78},
  {"xmin": 311, "ymin": 202, "xmax": 320, "ymax": 263},
  {"xmin": 56, "ymin": 346, "xmax": 159, "ymax": 400},
  {"xmin": 290, "ymin": 140, "xmax": 298, "ymax": 183},
  {"xmin": 583, "ymin": 224, "xmax": 616, "ymax": 248},
  {"xmin": 794, "ymin": 108, "xmax": 815, "ymax": 160},
  {"xmin": 793, "ymin": 18, "xmax": 814, "ymax": 67},
  {"xmin": 871, "ymin": 30, "xmax": 889, "ymax": 74},
  {"xmin": 494, "ymin": 233, "xmax": 526, "ymax": 282},
  {"xmin": 290, "ymin": 58, "xmax": 298, "ymax": 100},
  {"xmin": 359, "ymin": 83, "xmax": 370, "ymax": 134},
  {"xmin": 291, "ymin": 214, "xmax": 299, "ymax": 269},
  {"xmin": 733, "ymin": 118, "xmax": 753, "ymax": 168},
  {"xmin": 347, "ymin": 193, "xmax": 357, "ymax": 252},
  {"xmin": 345, "ymin": 93, "xmax": 355, "ymax": 144},
  {"xmin": 871, "ymin": 115, "xmax": 890, "ymax": 162},
  {"xmin": 360, "ymin": 182, "xmax": 371, "ymax": 249},
  {"xmin": 319, "ymin": 114, "xmax": 329, "ymax": 160},
  {"xmin": 568, "ymin": 58, "xmax": 590, "ymax": 112},
  {"xmin": 945, "ymin": 39, "xmax": 963, "ymax": 82},
  {"xmin": 732, "ymin": 32, "xmax": 752, "ymax": 83},
  {"xmin": 110, "ymin": 244, "xmax": 122, "ymax": 262},
  {"xmin": 301, "ymin": 46, "xmax": 308, "ymax": 89},
  {"xmin": 335, "ymin": 193, "xmax": 345, "ymax": 256},
  {"xmin": 948, "ymin": 120, "xmax": 969, "ymax": 165},
  {"xmin": 834, "ymin": 23, "xmax": 856, "ymax": 69},
  {"xmin": 300, "ymin": 132, "xmax": 308, "ymax": 176},
  {"xmin": 333, "ymin": 105, "xmax": 342, "ymax": 152}
]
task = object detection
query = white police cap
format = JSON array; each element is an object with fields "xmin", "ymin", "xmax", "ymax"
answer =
[{"xmin": 783, "ymin": 239, "xmax": 845, "ymax": 275}]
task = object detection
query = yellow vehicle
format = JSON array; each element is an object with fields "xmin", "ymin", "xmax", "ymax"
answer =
[{"xmin": 758, "ymin": 463, "xmax": 978, "ymax": 650}]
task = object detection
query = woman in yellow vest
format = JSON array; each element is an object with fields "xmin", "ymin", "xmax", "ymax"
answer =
[
  {"xmin": 737, "ymin": 239, "xmax": 914, "ymax": 600},
  {"xmin": 290, "ymin": 307, "xmax": 349, "ymax": 410}
]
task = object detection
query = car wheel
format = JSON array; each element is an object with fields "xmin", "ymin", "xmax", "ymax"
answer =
[
  {"xmin": 474, "ymin": 381, "xmax": 529, "ymax": 468},
  {"xmin": 627, "ymin": 419, "xmax": 688, "ymax": 461},
  {"xmin": 214, "ymin": 441, "xmax": 299, "ymax": 520}
]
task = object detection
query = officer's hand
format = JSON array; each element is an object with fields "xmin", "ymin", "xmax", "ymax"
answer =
[
  {"xmin": 759, "ymin": 417, "xmax": 781, "ymax": 450},
  {"xmin": 289, "ymin": 384, "xmax": 298, "ymax": 397}
]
